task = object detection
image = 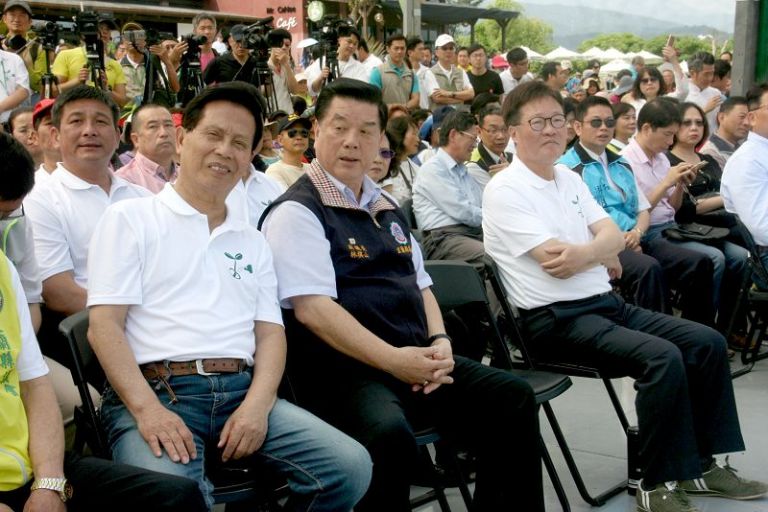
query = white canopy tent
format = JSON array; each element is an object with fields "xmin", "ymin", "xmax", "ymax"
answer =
[
  {"xmin": 544, "ymin": 46, "xmax": 582, "ymax": 60},
  {"xmin": 520, "ymin": 45, "xmax": 544, "ymax": 60},
  {"xmin": 581, "ymin": 47, "xmax": 604, "ymax": 59},
  {"xmin": 601, "ymin": 58, "xmax": 633, "ymax": 73},
  {"xmin": 600, "ymin": 47, "xmax": 627, "ymax": 60}
]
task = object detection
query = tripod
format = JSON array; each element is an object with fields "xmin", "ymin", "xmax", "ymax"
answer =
[
  {"xmin": 319, "ymin": 43, "xmax": 341, "ymax": 85},
  {"xmin": 84, "ymin": 39, "xmax": 107, "ymax": 91},
  {"xmin": 139, "ymin": 47, "xmax": 173, "ymax": 107},
  {"xmin": 178, "ymin": 55, "xmax": 204, "ymax": 107},
  {"xmin": 252, "ymin": 59, "xmax": 280, "ymax": 114},
  {"xmin": 40, "ymin": 44, "xmax": 58, "ymax": 99}
]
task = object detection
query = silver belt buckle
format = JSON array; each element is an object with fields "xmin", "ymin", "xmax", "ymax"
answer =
[{"xmin": 195, "ymin": 359, "xmax": 220, "ymax": 376}]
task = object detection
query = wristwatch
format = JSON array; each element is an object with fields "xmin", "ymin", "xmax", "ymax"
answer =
[{"xmin": 31, "ymin": 477, "xmax": 73, "ymax": 502}]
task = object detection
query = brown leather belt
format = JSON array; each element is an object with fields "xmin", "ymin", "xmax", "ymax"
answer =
[{"xmin": 140, "ymin": 358, "xmax": 247, "ymax": 378}]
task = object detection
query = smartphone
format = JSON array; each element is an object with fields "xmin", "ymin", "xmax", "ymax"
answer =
[
  {"xmin": 691, "ymin": 161, "xmax": 708, "ymax": 173},
  {"xmin": 666, "ymin": 35, "xmax": 675, "ymax": 47}
]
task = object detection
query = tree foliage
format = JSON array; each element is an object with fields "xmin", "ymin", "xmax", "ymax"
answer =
[
  {"xmin": 458, "ymin": 0, "xmax": 555, "ymax": 54},
  {"xmin": 578, "ymin": 33, "xmax": 646, "ymax": 53}
]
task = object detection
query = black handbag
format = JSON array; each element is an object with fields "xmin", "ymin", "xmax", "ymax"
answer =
[{"xmin": 663, "ymin": 222, "xmax": 730, "ymax": 244}]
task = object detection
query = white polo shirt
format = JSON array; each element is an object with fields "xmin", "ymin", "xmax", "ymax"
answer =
[
  {"xmin": 482, "ymin": 158, "xmax": 612, "ymax": 310},
  {"xmin": 24, "ymin": 164, "xmax": 151, "ymax": 287},
  {"xmin": 225, "ymin": 165, "xmax": 285, "ymax": 228},
  {"xmin": 87, "ymin": 185, "xmax": 283, "ymax": 365}
]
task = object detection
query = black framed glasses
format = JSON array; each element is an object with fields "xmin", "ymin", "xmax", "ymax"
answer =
[
  {"xmin": 681, "ymin": 119, "xmax": 705, "ymax": 127},
  {"xmin": 379, "ymin": 148, "xmax": 396, "ymax": 159},
  {"xmin": 587, "ymin": 117, "xmax": 616, "ymax": 128},
  {"xmin": 286, "ymin": 128, "xmax": 309, "ymax": 138},
  {"xmin": 526, "ymin": 114, "xmax": 567, "ymax": 132}
]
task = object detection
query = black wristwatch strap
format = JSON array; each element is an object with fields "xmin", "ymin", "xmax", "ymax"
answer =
[{"xmin": 427, "ymin": 333, "xmax": 452, "ymax": 344}]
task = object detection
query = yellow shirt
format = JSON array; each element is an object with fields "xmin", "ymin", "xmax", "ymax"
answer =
[
  {"xmin": 0, "ymin": 252, "xmax": 32, "ymax": 491},
  {"xmin": 52, "ymin": 46, "xmax": 126, "ymax": 90}
]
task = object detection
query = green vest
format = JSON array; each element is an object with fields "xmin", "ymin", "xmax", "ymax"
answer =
[
  {"xmin": 379, "ymin": 61, "xmax": 414, "ymax": 106},
  {"xmin": 429, "ymin": 63, "xmax": 468, "ymax": 112},
  {"xmin": 0, "ymin": 251, "xmax": 33, "ymax": 491}
]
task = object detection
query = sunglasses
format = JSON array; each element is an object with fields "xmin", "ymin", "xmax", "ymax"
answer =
[
  {"xmin": 640, "ymin": 77, "xmax": 659, "ymax": 84},
  {"xmin": 286, "ymin": 128, "xmax": 309, "ymax": 138},
  {"xmin": 587, "ymin": 117, "xmax": 616, "ymax": 128},
  {"xmin": 682, "ymin": 119, "xmax": 705, "ymax": 127},
  {"xmin": 379, "ymin": 148, "xmax": 395, "ymax": 159}
]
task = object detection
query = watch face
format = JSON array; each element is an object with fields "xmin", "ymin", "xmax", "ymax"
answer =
[{"xmin": 63, "ymin": 481, "xmax": 74, "ymax": 501}]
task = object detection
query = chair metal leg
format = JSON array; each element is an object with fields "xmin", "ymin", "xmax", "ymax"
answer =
[
  {"xmin": 603, "ymin": 378, "xmax": 630, "ymax": 432},
  {"xmin": 540, "ymin": 436, "xmax": 571, "ymax": 512},
  {"xmin": 443, "ymin": 443, "xmax": 473, "ymax": 509},
  {"xmin": 543, "ymin": 403, "xmax": 627, "ymax": 506}
]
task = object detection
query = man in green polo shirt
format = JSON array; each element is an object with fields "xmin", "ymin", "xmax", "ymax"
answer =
[{"xmin": 369, "ymin": 34, "xmax": 420, "ymax": 111}]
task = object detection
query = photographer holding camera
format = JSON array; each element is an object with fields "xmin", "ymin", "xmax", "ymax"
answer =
[
  {"xmin": 52, "ymin": 14, "xmax": 128, "ymax": 107},
  {"xmin": 204, "ymin": 24, "xmax": 298, "ymax": 114},
  {"xmin": 1, "ymin": 1, "xmax": 47, "ymax": 104},
  {"xmin": 306, "ymin": 23, "xmax": 368, "ymax": 98},
  {"xmin": 120, "ymin": 24, "xmax": 180, "ymax": 107}
]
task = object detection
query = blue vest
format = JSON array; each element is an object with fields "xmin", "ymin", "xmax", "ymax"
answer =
[
  {"xmin": 260, "ymin": 169, "xmax": 428, "ymax": 382},
  {"xmin": 560, "ymin": 144, "xmax": 640, "ymax": 232}
]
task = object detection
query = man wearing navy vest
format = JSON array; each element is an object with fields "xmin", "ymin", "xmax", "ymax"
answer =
[{"xmin": 261, "ymin": 78, "xmax": 543, "ymax": 512}]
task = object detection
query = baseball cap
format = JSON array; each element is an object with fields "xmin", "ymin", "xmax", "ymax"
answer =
[
  {"xmin": 295, "ymin": 72, "xmax": 307, "ymax": 82},
  {"xmin": 434, "ymin": 34, "xmax": 455, "ymax": 49},
  {"xmin": 3, "ymin": 0, "xmax": 32, "ymax": 16},
  {"xmin": 229, "ymin": 24, "xmax": 246, "ymax": 42},
  {"xmin": 32, "ymin": 99, "xmax": 55, "ymax": 125},
  {"xmin": 277, "ymin": 113, "xmax": 311, "ymax": 133}
]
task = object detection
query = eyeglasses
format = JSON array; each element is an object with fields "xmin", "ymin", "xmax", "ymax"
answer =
[
  {"xmin": 482, "ymin": 126, "xmax": 507, "ymax": 136},
  {"xmin": 0, "ymin": 204, "xmax": 24, "ymax": 221},
  {"xmin": 681, "ymin": 119, "xmax": 705, "ymax": 127},
  {"xmin": 525, "ymin": 114, "xmax": 567, "ymax": 132},
  {"xmin": 457, "ymin": 130, "xmax": 479, "ymax": 144},
  {"xmin": 586, "ymin": 117, "xmax": 616, "ymax": 128},
  {"xmin": 379, "ymin": 148, "xmax": 395, "ymax": 159},
  {"xmin": 439, "ymin": 45, "xmax": 456, "ymax": 51},
  {"xmin": 640, "ymin": 77, "xmax": 659, "ymax": 84},
  {"xmin": 286, "ymin": 128, "xmax": 309, "ymax": 138}
]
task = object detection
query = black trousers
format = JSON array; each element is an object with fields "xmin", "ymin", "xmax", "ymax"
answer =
[
  {"xmin": 521, "ymin": 292, "xmax": 744, "ymax": 486},
  {"xmin": 292, "ymin": 356, "xmax": 544, "ymax": 512},
  {"xmin": 0, "ymin": 453, "xmax": 206, "ymax": 511},
  {"xmin": 617, "ymin": 248, "xmax": 668, "ymax": 313}
]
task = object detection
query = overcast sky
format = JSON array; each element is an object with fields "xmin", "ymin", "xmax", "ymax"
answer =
[{"xmin": 519, "ymin": 0, "xmax": 735, "ymax": 32}]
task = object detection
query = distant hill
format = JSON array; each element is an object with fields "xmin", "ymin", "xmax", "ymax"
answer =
[{"xmin": 521, "ymin": 3, "xmax": 731, "ymax": 49}]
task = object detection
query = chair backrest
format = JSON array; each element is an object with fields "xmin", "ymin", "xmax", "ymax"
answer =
[
  {"xmin": 58, "ymin": 310, "xmax": 109, "ymax": 456},
  {"xmin": 733, "ymin": 216, "xmax": 768, "ymax": 287},
  {"xmin": 425, "ymin": 260, "xmax": 514, "ymax": 368},
  {"xmin": 401, "ymin": 197, "xmax": 418, "ymax": 230}
]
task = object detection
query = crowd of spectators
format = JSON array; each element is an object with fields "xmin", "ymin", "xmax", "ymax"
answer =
[{"xmin": 1, "ymin": 1, "xmax": 768, "ymax": 511}]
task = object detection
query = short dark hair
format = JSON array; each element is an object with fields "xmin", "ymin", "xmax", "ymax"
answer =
[
  {"xmin": 438, "ymin": 110, "xmax": 477, "ymax": 147},
  {"xmin": 574, "ymin": 95, "xmax": 612, "ymax": 121},
  {"xmin": 637, "ymin": 97, "xmax": 682, "ymax": 131},
  {"xmin": 183, "ymin": 82, "xmax": 265, "ymax": 150},
  {"xmin": 539, "ymin": 61, "xmax": 560, "ymax": 82},
  {"xmin": 131, "ymin": 103, "xmax": 171, "ymax": 133},
  {"xmin": 632, "ymin": 67, "xmax": 667, "ymax": 100},
  {"xmin": 7, "ymin": 107, "xmax": 33, "ymax": 132},
  {"xmin": 467, "ymin": 43, "xmax": 485, "ymax": 56},
  {"xmin": 587, "ymin": 59, "xmax": 600, "ymax": 69},
  {"xmin": 315, "ymin": 78, "xmax": 387, "ymax": 132},
  {"xmin": 470, "ymin": 92, "xmax": 500, "ymax": 116},
  {"xmin": 477, "ymin": 105, "xmax": 503, "ymax": 128},
  {"xmin": 689, "ymin": 51, "xmax": 716, "ymax": 73},
  {"xmin": 292, "ymin": 95, "xmax": 307, "ymax": 117},
  {"xmin": 457, "ymin": 46, "xmax": 469, "ymax": 55},
  {"xmin": 52, "ymin": 85, "xmax": 120, "ymax": 129},
  {"xmin": 673, "ymin": 101, "xmax": 709, "ymax": 147},
  {"xmin": 410, "ymin": 108, "xmax": 430, "ymax": 125},
  {"xmin": 382, "ymin": 130, "xmax": 400, "ymax": 179},
  {"xmin": 720, "ymin": 51, "xmax": 733, "ymax": 60},
  {"xmin": 337, "ymin": 25, "xmax": 360, "ymax": 42},
  {"xmin": 714, "ymin": 59, "xmax": 731, "ymax": 80},
  {"xmin": 615, "ymin": 69, "xmax": 632, "ymax": 81},
  {"xmin": 270, "ymin": 28, "xmax": 292, "ymax": 43},
  {"xmin": 406, "ymin": 36, "xmax": 423, "ymax": 53},
  {"xmin": 745, "ymin": 83, "xmax": 768, "ymax": 110},
  {"xmin": 386, "ymin": 115, "xmax": 417, "ymax": 159},
  {"xmin": 719, "ymin": 95, "xmax": 748, "ymax": 115},
  {"xmin": 502, "ymin": 80, "xmax": 564, "ymax": 127},
  {"xmin": 358, "ymin": 38, "xmax": 369, "ymax": 53},
  {"xmin": 612, "ymin": 102, "xmax": 636, "ymax": 119},
  {"xmin": 192, "ymin": 13, "xmax": 216, "ymax": 29},
  {"xmin": 386, "ymin": 33, "xmax": 406, "ymax": 47},
  {"xmin": 506, "ymin": 47, "xmax": 527, "ymax": 65},
  {"xmin": 0, "ymin": 131, "xmax": 35, "ymax": 201}
]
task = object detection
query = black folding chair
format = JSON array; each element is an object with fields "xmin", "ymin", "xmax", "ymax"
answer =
[
  {"xmin": 425, "ymin": 260, "xmax": 576, "ymax": 511},
  {"xmin": 58, "ymin": 311, "xmax": 277, "ymax": 507},
  {"xmin": 484, "ymin": 258, "xmax": 630, "ymax": 507},
  {"xmin": 727, "ymin": 219, "xmax": 768, "ymax": 377},
  {"xmin": 400, "ymin": 197, "xmax": 423, "ymax": 242}
]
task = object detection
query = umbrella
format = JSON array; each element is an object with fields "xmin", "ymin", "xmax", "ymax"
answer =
[
  {"xmin": 491, "ymin": 54, "xmax": 509, "ymax": 69},
  {"xmin": 544, "ymin": 46, "xmax": 582, "ymax": 60}
]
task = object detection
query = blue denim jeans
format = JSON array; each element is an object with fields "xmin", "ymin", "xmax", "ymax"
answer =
[
  {"xmin": 100, "ymin": 370, "xmax": 371, "ymax": 511},
  {"xmin": 646, "ymin": 222, "xmax": 749, "ymax": 311}
]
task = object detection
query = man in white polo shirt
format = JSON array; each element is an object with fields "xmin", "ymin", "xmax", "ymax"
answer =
[
  {"xmin": 483, "ymin": 80, "xmax": 766, "ymax": 512},
  {"xmin": 86, "ymin": 82, "xmax": 371, "ymax": 511},
  {"xmin": 24, "ymin": 85, "xmax": 150, "ymax": 319}
]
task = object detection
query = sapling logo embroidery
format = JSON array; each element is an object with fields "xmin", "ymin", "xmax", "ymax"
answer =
[
  {"xmin": 571, "ymin": 195, "xmax": 584, "ymax": 218},
  {"xmin": 224, "ymin": 252, "xmax": 253, "ymax": 279}
]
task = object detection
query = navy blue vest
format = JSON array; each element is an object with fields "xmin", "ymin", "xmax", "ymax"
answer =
[{"xmin": 262, "ymin": 172, "xmax": 429, "ymax": 380}]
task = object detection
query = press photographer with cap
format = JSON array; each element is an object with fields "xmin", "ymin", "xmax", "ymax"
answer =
[
  {"xmin": 1, "ymin": 0, "xmax": 46, "ymax": 105},
  {"xmin": 305, "ymin": 23, "xmax": 368, "ymax": 97},
  {"xmin": 265, "ymin": 113, "xmax": 312, "ymax": 189}
]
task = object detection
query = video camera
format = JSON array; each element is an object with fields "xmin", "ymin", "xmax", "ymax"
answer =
[
  {"xmin": 31, "ymin": 21, "xmax": 61, "ymax": 50},
  {"xmin": 124, "ymin": 28, "xmax": 176, "ymax": 49},
  {"xmin": 315, "ymin": 15, "xmax": 356, "ymax": 47},
  {"xmin": 181, "ymin": 33, "xmax": 207, "ymax": 65},
  {"xmin": 241, "ymin": 17, "xmax": 286, "ymax": 62}
]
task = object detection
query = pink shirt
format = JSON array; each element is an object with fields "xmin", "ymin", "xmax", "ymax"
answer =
[
  {"xmin": 621, "ymin": 138, "xmax": 676, "ymax": 226},
  {"xmin": 201, "ymin": 50, "xmax": 215, "ymax": 72},
  {"xmin": 116, "ymin": 152, "xmax": 178, "ymax": 195}
]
